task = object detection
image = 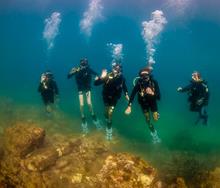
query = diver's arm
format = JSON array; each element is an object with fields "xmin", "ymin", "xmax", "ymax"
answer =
[
  {"xmin": 94, "ymin": 69, "xmax": 107, "ymax": 86},
  {"xmin": 67, "ymin": 67, "xmax": 79, "ymax": 79},
  {"xmin": 154, "ymin": 80, "xmax": 161, "ymax": 100},
  {"xmin": 53, "ymin": 81, "xmax": 59, "ymax": 95},
  {"xmin": 94, "ymin": 77, "xmax": 104, "ymax": 86},
  {"xmin": 205, "ymin": 85, "xmax": 209, "ymax": 104},
  {"xmin": 122, "ymin": 77, "xmax": 129, "ymax": 95},
  {"xmin": 125, "ymin": 84, "xmax": 138, "ymax": 115},
  {"xmin": 89, "ymin": 68, "xmax": 98, "ymax": 77},
  {"xmin": 127, "ymin": 84, "xmax": 139, "ymax": 107},
  {"xmin": 202, "ymin": 82, "xmax": 209, "ymax": 105},
  {"xmin": 178, "ymin": 84, "xmax": 192, "ymax": 92}
]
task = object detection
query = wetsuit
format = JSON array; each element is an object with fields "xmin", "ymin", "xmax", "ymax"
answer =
[
  {"xmin": 38, "ymin": 78, "xmax": 59, "ymax": 105},
  {"xmin": 94, "ymin": 72, "xmax": 128, "ymax": 129},
  {"xmin": 67, "ymin": 65, "xmax": 100, "ymax": 131},
  {"xmin": 129, "ymin": 76, "xmax": 160, "ymax": 113},
  {"xmin": 128, "ymin": 76, "xmax": 160, "ymax": 132},
  {"xmin": 67, "ymin": 66, "xmax": 97, "ymax": 92},
  {"xmin": 180, "ymin": 80, "xmax": 209, "ymax": 124}
]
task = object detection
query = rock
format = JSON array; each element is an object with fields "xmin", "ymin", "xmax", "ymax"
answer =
[
  {"xmin": 55, "ymin": 160, "xmax": 69, "ymax": 169},
  {"xmin": 207, "ymin": 167, "xmax": 220, "ymax": 187},
  {"xmin": 138, "ymin": 174, "xmax": 154, "ymax": 187},
  {"xmin": 176, "ymin": 177, "xmax": 187, "ymax": 188},
  {"xmin": 71, "ymin": 173, "xmax": 83, "ymax": 183},
  {"xmin": 24, "ymin": 148, "xmax": 58, "ymax": 171},
  {"xmin": 23, "ymin": 140, "xmax": 81, "ymax": 172},
  {"xmin": 0, "ymin": 123, "xmax": 157, "ymax": 188},
  {"xmin": 3, "ymin": 123, "xmax": 45, "ymax": 158},
  {"xmin": 0, "ymin": 137, "xmax": 4, "ymax": 160},
  {"xmin": 96, "ymin": 153, "xmax": 156, "ymax": 188}
]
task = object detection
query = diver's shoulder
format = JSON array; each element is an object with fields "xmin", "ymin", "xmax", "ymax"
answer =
[{"xmin": 202, "ymin": 80, "xmax": 208, "ymax": 84}]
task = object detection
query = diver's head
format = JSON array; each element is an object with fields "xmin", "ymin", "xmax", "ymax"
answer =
[
  {"xmin": 139, "ymin": 67, "xmax": 151, "ymax": 81},
  {"xmin": 41, "ymin": 73, "xmax": 47, "ymax": 82},
  {"xmin": 192, "ymin": 71, "xmax": 201, "ymax": 82},
  {"xmin": 112, "ymin": 62, "xmax": 122, "ymax": 76},
  {"xmin": 80, "ymin": 58, "xmax": 89, "ymax": 68},
  {"xmin": 45, "ymin": 71, "xmax": 53, "ymax": 80}
]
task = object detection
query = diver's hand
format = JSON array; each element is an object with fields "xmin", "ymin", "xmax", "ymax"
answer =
[
  {"xmin": 177, "ymin": 87, "xmax": 182, "ymax": 92},
  {"xmin": 125, "ymin": 106, "xmax": 131, "ymax": 115},
  {"xmin": 196, "ymin": 98, "xmax": 204, "ymax": 105},
  {"xmin": 101, "ymin": 69, "xmax": 107, "ymax": 79},
  {"xmin": 70, "ymin": 67, "xmax": 80, "ymax": 74}
]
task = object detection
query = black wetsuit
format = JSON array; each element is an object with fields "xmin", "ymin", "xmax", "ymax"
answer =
[
  {"xmin": 181, "ymin": 80, "xmax": 209, "ymax": 111},
  {"xmin": 180, "ymin": 80, "xmax": 209, "ymax": 124},
  {"xmin": 38, "ymin": 79, "xmax": 59, "ymax": 105},
  {"xmin": 128, "ymin": 77, "xmax": 160, "ymax": 113},
  {"xmin": 94, "ymin": 72, "xmax": 128, "ymax": 107},
  {"xmin": 67, "ymin": 66, "xmax": 97, "ymax": 92}
]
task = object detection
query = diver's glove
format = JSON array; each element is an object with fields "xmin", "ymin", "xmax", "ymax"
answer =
[
  {"xmin": 100, "ymin": 69, "xmax": 108, "ymax": 79},
  {"xmin": 196, "ymin": 97, "xmax": 204, "ymax": 106},
  {"xmin": 70, "ymin": 67, "xmax": 80, "ymax": 74},
  {"xmin": 125, "ymin": 105, "xmax": 131, "ymax": 115},
  {"xmin": 177, "ymin": 87, "xmax": 183, "ymax": 92}
]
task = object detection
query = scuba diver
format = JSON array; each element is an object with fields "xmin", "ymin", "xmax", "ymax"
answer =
[
  {"xmin": 67, "ymin": 58, "xmax": 102, "ymax": 134},
  {"xmin": 38, "ymin": 71, "xmax": 59, "ymax": 115},
  {"xmin": 177, "ymin": 71, "xmax": 209, "ymax": 125},
  {"xmin": 125, "ymin": 67, "xmax": 161, "ymax": 144},
  {"xmin": 94, "ymin": 62, "xmax": 129, "ymax": 141}
]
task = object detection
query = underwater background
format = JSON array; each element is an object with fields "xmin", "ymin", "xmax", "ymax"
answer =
[{"xmin": 1, "ymin": 0, "xmax": 220, "ymax": 184}]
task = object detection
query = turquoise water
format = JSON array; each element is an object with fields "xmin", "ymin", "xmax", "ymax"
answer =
[{"xmin": 1, "ymin": 0, "xmax": 220, "ymax": 179}]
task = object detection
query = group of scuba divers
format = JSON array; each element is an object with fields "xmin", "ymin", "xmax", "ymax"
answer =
[{"xmin": 38, "ymin": 58, "xmax": 209, "ymax": 144}]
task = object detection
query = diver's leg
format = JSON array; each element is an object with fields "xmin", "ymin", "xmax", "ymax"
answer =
[
  {"xmin": 86, "ymin": 91, "xmax": 102, "ymax": 129},
  {"xmin": 141, "ymin": 102, "xmax": 154, "ymax": 132},
  {"xmin": 152, "ymin": 101, "xmax": 159, "ymax": 122},
  {"xmin": 48, "ymin": 94, "xmax": 56, "ymax": 114},
  {"xmin": 79, "ymin": 92, "xmax": 88, "ymax": 134},
  {"xmin": 43, "ymin": 94, "xmax": 53, "ymax": 116},
  {"xmin": 86, "ymin": 91, "xmax": 95, "ymax": 115},
  {"xmin": 79, "ymin": 91, "xmax": 85, "ymax": 118},
  {"xmin": 200, "ymin": 106, "xmax": 208, "ymax": 125},
  {"xmin": 144, "ymin": 111, "xmax": 154, "ymax": 131},
  {"xmin": 105, "ymin": 105, "xmax": 114, "ymax": 141},
  {"xmin": 194, "ymin": 103, "xmax": 202, "ymax": 125},
  {"xmin": 46, "ymin": 104, "xmax": 53, "ymax": 115},
  {"xmin": 143, "ymin": 101, "xmax": 160, "ymax": 144},
  {"xmin": 151, "ymin": 101, "xmax": 161, "ymax": 143}
]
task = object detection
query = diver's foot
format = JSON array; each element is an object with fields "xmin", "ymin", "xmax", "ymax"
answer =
[
  {"xmin": 82, "ymin": 116, "xmax": 86, "ymax": 124},
  {"xmin": 91, "ymin": 114, "xmax": 103, "ymax": 130},
  {"xmin": 150, "ymin": 131, "xmax": 161, "ymax": 144},
  {"xmin": 106, "ymin": 128, "xmax": 113, "ymax": 141},
  {"xmin": 81, "ymin": 119, "xmax": 89, "ymax": 135},
  {"xmin": 92, "ymin": 114, "xmax": 97, "ymax": 121},
  {"xmin": 45, "ymin": 111, "xmax": 52, "ymax": 118},
  {"xmin": 81, "ymin": 124, "xmax": 89, "ymax": 135},
  {"xmin": 93, "ymin": 119, "xmax": 103, "ymax": 130}
]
